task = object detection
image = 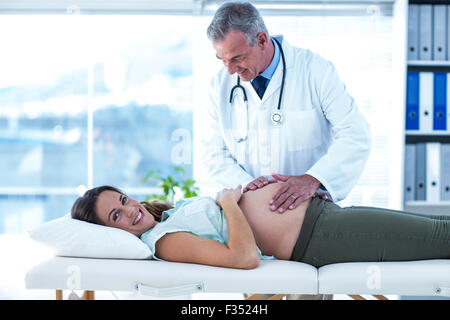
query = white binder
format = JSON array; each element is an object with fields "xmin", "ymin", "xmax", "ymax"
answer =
[
  {"xmin": 404, "ymin": 144, "xmax": 416, "ymax": 201},
  {"xmin": 441, "ymin": 144, "xmax": 450, "ymax": 201},
  {"xmin": 408, "ymin": 5, "xmax": 419, "ymax": 60},
  {"xmin": 426, "ymin": 142, "xmax": 441, "ymax": 203},
  {"xmin": 419, "ymin": 5, "xmax": 432, "ymax": 60},
  {"xmin": 419, "ymin": 72, "xmax": 433, "ymax": 133},
  {"xmin": 433, "ymin": 5, "xmax": 447, "ymax": 60}
]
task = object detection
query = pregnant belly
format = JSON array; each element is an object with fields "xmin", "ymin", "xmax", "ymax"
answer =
[{"xmin": 238, "ymin": 183, "xmax": 310, "ymax": 260}]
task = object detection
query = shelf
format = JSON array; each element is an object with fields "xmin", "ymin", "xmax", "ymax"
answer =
[
  {"xmin": 405, "ymin": 134, "xmax": 450, "ymax": 144},
  {"xmin": 404, "ymin": 201, "xmax": 450, "ymax": 215},
  {"xmin": 405, "ymin": 201, "xmax": 450, "ymax": 206},
  {"xmin": 409, "ymin": 0, "xmax": 450, "ymax": 5},
  {"xmin": 405, "ymin": 132, "xmax": 450, "ymax": 136},
  {"xmin": 408, "ymin": 60, "xmax": 450, "ymax": 67}
]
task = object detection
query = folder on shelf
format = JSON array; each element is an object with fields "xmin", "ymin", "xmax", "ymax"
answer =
[
  {"xmin": 406, "ymin": 72, "xmax": 419, "ymax": 131},
  {"xmin": 419, "ymin": 72, "xmax": 433, "ymax": 133},
  {"xmin": 415, "ymin": 143, "xmax": 426, "ymax": 201},
  {"xmin": 448, "ymin": 6, "xmax": 450, "ymax": 61},
  {"xmin": 408, "ymin": 4, "xmax": 419, "ymax": 60},
  {"xmin": 419, "ymin": 5, "xmax": 432, "ymax": 60},
  {"xmin": 447, "ymin": 73, "xmax": 450, "ymax": 133},
  {"xmin": 433, "ymin": 5, "xmax": 447, "ymax": 60},
  {"xmin": 433, "ymin": 72, "xmax": 447, "ymax": 131},
  {"xmin": 441, "ymin": 143, "xmax": 450, "ymax": 201},
  {"xmin": 426, "ymin": 142, "xmax": 441, "ymax": 203},
  {"xmin": 404, "ymin": 144, "xmax": 416, "ymax": 202}
]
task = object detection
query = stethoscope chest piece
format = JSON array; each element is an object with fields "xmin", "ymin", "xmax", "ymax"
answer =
[{"xmin": 271, "ymin": 111, "xmax": 284, "ymax": 125}]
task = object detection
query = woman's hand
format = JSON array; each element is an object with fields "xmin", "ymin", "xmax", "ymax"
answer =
[{"xmin": 215, "ymin": 185, "xmax": 242, "ymax": 208}]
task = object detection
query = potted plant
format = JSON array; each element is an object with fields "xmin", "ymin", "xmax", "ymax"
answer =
[{"xmin": 140, "ymin": 166, "xmax": 199, "ymax": 202}]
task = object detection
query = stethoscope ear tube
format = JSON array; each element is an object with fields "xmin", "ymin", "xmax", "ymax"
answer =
[
  {"xmin": 273, "ymin": 37, "xmax": 286, "ymax": 113},
  {"xmin": 229, "ymin": 77, "xmax": 248, "ymax": 103},
  {"xmin": 229, "ymin": 37, "xmax": 286, "ymax": 128}
]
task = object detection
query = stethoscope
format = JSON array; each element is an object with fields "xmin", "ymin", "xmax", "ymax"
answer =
[{"xmin": 229, "ymin": 38, "xmax": 286, "ymax": 144}]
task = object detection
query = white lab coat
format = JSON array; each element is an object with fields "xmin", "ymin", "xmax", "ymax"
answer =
[{"xmin": 200, "ymin": 36, "xmax": 372, "ymax": 202}]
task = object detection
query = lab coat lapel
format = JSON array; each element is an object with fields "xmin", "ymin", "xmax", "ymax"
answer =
[
  {"xmin": 261, "ymin": 38, "xmax": 294, "ymax": 103},
  {"xmin": 241, "ymin": 78, "xmax": 262, "ymax": 106},
  {"xmin": 239, "ymin": 65, "xmax": 281, "ymax": 106},
  {"xmin": 261, "ymin": 61, "xmax": 282, "ymax": 103}
]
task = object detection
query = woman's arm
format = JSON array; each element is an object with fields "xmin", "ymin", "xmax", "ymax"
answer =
[{"xmin": 155, "ymin": 185, "xmax": 260, "ymax": 269}]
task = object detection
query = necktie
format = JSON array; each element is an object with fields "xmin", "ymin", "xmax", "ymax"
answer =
[{"xmin": 251, "ymin": 75, "xmax": 268, "ymax": 99}]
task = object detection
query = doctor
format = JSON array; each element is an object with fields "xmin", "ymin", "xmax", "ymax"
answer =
[{"xmin": 201, "ymin": 1, "xmax": 372, "ymax": 213}]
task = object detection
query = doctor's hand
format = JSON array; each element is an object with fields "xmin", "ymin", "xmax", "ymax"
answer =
[
  {"xmin": 269, "ymin": 174, "xmax": 321, "ymax": 213},
  {"xmin": 243, "ymin": 176, "xmax": 277, "ymax": 193}
]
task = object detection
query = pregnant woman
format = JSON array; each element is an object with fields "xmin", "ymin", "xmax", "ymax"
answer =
[{"xmin": 71, "ymin": 184, "xmax": 450, "ymax": 269}]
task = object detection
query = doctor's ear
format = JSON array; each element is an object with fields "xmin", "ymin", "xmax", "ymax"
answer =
[{"xmin": 256, "ymin": 32, "xmax": 269, "ymax": 48}]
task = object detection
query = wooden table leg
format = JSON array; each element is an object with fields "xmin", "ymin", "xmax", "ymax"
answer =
[
  {"xmin": 56, "ymin": 290, "xmax": 63, "ymax": 300},
  {"xmin": 348, "ymin": 295, "xmax": 366, "ymax": 300},
  {"xmin": 82, "ymin": 290, "xmax": 95, "ymax": 300}
]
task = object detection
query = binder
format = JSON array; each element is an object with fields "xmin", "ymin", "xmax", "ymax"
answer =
[
  {"xmin": 426, "ymin": 142, "xmax": 440, "ymax": 203},
  {"xmin": 441, "ymin": 143, "xmax": 450, "ymax": 201},
  {"xmin": 404, "ymin": 144, "xmax": 416, "ymax": 201},
  {"xmin": 415, "ymin": 143, "xmax": 426, "ymax": 201},
  {"xmin": 447, "ymin": 73, "xmax": 450, "ymax": 133},
  {"xmin": 419, "ymin": 5, "xmax": 432, "ymax": 60},
  {"xmin": 408, "ymin": 5, "xmax": 419, "ymax": 60},
  {"xmin": 448, "ymin": 6, "xmax": 450, "ymax": 61},
  {"xmin": 433, "ymin": 72, "xmax": 447, "ymax": 131},
  {"xmin": 419, "ymin": 72, "xmax": 433, "ymax": 133},
  {"xmin": 406, "ymin": 72, "xmax": 419, "ymax": 130},
  {"xmin": 433, "ymin": 5, "xmax": 447, "ymax": 60}
]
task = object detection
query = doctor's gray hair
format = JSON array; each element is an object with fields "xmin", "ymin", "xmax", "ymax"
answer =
[{"xmin": 207, "ymin": 1, "xmax": 268, "ymax": 46}]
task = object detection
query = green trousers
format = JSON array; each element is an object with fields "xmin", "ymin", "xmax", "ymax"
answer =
[{"xmin": 294, "ymin": 198, "xmax": 450, "ymax": 268}]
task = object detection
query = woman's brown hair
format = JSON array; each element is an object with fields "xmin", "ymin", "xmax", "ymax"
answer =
[{"xmin": 71, "ymin": 185, "xmax": 173, "ymax": 225}]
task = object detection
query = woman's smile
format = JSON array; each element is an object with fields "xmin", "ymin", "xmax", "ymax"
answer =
[{"xmin": 133, "ymin": 209, "xmax": 144, "ymax": 225}]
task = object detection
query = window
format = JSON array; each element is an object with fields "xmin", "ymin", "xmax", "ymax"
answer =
[{"xmin": 0, "ymin": 15, "xmax": 196, "ymax": 233}]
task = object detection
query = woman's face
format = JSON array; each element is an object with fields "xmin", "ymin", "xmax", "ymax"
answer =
[{"xmin": 95, "ymin": 190, "xmax": 157, "ymax": 237}]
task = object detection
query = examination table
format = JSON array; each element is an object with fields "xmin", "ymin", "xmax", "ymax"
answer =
[{"xmin": 25, "ymin": 256, "xmax": 450, "ymax": 300}]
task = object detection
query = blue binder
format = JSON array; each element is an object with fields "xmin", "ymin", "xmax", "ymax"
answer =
[
  {"xmin": 406, "ymin": 72, "xmax": 419, "ymax": 130},
  {"xmin": 433, "ymin": 72, "xmax": 447, "ymax": 131}
]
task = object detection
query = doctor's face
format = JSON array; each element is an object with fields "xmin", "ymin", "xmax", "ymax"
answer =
[
  {"xmin": 213, "ymin": 30, "xmax": 270, "ymax": 82},
  {"xmin": 95, "ymin": 190, "xmax": 157, "ymax": 237}
]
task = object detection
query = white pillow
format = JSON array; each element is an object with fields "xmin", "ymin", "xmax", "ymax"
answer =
[{"xmin": 28, "ymin": 214, "xmax": 152, "ymax": 259}]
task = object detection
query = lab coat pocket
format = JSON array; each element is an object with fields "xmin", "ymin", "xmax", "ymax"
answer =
[{"xmin": 286, "ymin": 109, "xmax": 322, "ymax": 151}]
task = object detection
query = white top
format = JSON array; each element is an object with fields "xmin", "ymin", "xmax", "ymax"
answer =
[
  {"xmin": 200, "ymin": 36, "xmax": 372, "ymax": 202},
  {"xmin": 140, "ymin": 196, "xmax": 274, "ymax": 261}
]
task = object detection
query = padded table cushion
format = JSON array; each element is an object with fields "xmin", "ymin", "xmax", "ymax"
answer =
[
  {"xmin": 25, "ymin": 257, "xmax": 318, "ymax": 295},
  {"xmin": 318, "ymin": 260, "xmax": 450, "ymax": 297},
  {"xmin": 25, "ymin": 257, "xmax": 450, "ymax": 297}
]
